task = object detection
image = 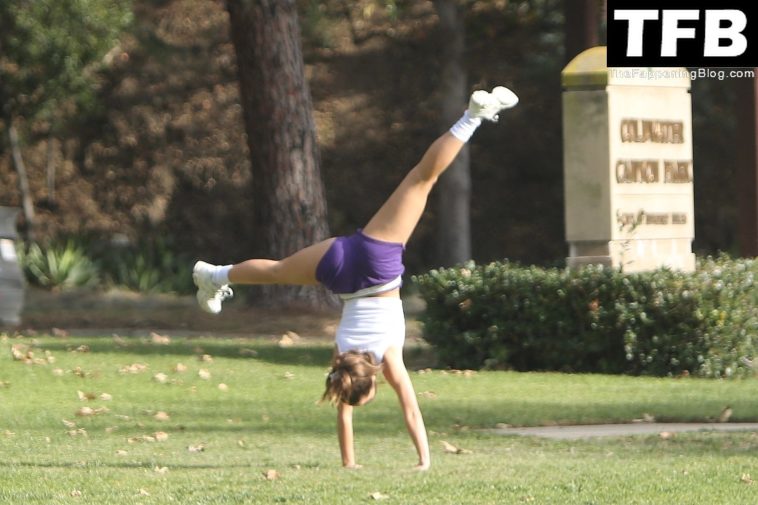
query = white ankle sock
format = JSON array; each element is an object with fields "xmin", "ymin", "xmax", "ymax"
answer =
[
  {"xmin": 449, "ymin": 110, "xmax": 482, "ymax": 142},
  {"xmin": 211, "ymin": 265, "xmax": 233, "ymax": 286}
]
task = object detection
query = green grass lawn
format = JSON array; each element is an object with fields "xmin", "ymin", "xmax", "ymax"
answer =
[{"xmin": 1, "ymin": 333, "xmax": 758, "ymax": 504}]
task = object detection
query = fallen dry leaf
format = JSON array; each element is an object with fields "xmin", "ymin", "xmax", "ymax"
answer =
[
  {"xmin": 278, "ymin": 331, "xmax": 301, "ymax": 348},
  {"xmin": 418, "ymin": 391, "xmax": 438, "ymax": 399},
  {"xmin": 634, "ymin": 413, "xmax": 656, "ymax": 423},
  {"xmin": 77, "ymin": 390, "xmax": 97, "ymax": 401},
  {"xmin": 188, "ymin": 444, "xmax": 205, "ymax": 453},
  {"xmin": 120, "ymin": 363, "xmax": 148, "ymax": 374},
  {"xmin": 173, "ymin": 363, "xmax": 188, "ymax": 373},
  {"xmin": 659, "ymin": 431, "xmax": 674, "ymax": 440},
  {"xmin": 217, "ymin": 383, "xmax": 229, "ymax": 391},
  {"xmin": 75, "ymin": 407, "xmax": 94, "ymax": 417},
  {"xmin": 76, "ymin": 407, "xmax": 108, "ymax": 417},
  {"xmin": 198, "ymin": 354, "xmax": 213, "ymax": 363},
  {"xmin": 719, "ymin": 406, "xmax": 733, "ymax": 423},
  {"xmin": 154, "ymin": 466, "xmax": 169, "ymax": 474},
  {"xmin": 741, "ymin": 473, "xmax": 753, "ymax": 485},
  {"xmin": 127, "ymin": 432, "xmax": 167, "ymax": 443},
  {"xmin": 153, "ymin": 411, "xmax": 170, "ymax": 422},
  {"xmin": 263, "ymin": 469, "xmax": 280, "ymax": 480},
  {"xmin": 115, "ymin": 450, "xmax": 128, "ymax": 456},
  {"xmin": 369, "ymin": 492, "xmax": 390, "ymax": 500},
  {"xmin": 137, "ymin": 488, "xmax": 150, "ymax": 496},
  {"xmin": 153, "ymin": 373, "xmax": 169, "ymax": 384},
  {"xmin": 71, "ymin": 345, "xmax": 90, "ymax": 353},
  {"xmin": 283, "ymin": 372, "xmax": 295, "ymax": 380},
  {"xmin": 150, "ymin": 332, "xmax": 171, "ymax": 345},
  {"xmin": 10, "ymin": 343, "xmax": 31, "ymax": 362},
  {"xmin": 99, "ymin": 393, "xmax": 113, "ymax": 401},
  {"xmin": 52, "ymin": 368, "xmax": 64, "ymax": 376},
  {"xmin": 62, "ymin": 419, "xmax": 77, "ymax": 429},
  {"xmin": 70, "ymin": 490, "xmax": 82, "ymax": 497},
  {"xmin": 68, "ymin": 428, "xmax": 87, "ymax": 437},
  {"xmin": 198, "ymin": 369, "xmax": 211, "ymax": 380},
  {"xmin": 441, "ymin": 440, "xmax": 472, "ymax": 454}
]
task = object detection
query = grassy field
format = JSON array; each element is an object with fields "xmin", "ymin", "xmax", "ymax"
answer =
[{"xmin": 1, "ymin": 333, "xmax": 758, "ymax": 504}]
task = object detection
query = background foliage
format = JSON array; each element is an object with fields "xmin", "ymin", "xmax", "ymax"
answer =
[
  {"xmin": 0, "ymin": 0, "xmax": 132, "ymax": 121},
  {"xmin": 0, "ymin": 0, "xmax": 742, "ymax": 274},
  {"xmin": 18, "ymin": 237, "xmax": 193, "ymax": 294}
]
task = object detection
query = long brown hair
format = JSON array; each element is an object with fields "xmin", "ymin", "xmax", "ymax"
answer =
[{"xmin": 322, "ymin": 350, "xmax": 381, "ymax": 406}]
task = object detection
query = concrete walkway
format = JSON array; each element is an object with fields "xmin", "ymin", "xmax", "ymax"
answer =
[{"xmin": 490, "ymin": 423, "xmax": 758, "ymax": 440}]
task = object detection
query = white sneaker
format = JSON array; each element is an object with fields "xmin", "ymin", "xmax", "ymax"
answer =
[
  {"xmin": 468, "ymin": 86, "xmax": 519, "ymax": 122},
  {"xmin": 193, "ymin": 261, "xmax": 233, "ymax": 314}
]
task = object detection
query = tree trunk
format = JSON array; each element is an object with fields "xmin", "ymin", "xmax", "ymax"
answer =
[
  {"xmin": 7, "ymin": 119, "xmax": 35, "ymax": 240},
  {"xmin": 564, "ymin": 0, "xmax": 600, "ymax": 64},
  {"xmin": 736, "ymin": 72, "xmax": 758, "ymax": 257},
  {"xmin": 226, "ymin": 0, "xmax": 334, "ymax": 309},
  {"xmin": 433, "ymin": 0, "xmax": 471, "ymax": 267}
]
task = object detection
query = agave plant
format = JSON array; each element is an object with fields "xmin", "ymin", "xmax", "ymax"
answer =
[{"xmin": 19, "ymin": 240, "xmax": 99, "ymax": 290}]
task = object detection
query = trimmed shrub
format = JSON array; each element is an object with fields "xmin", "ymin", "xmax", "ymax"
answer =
[{"xmin": 414, "ymin": 257, "xmax": 758, "ymax": 378}]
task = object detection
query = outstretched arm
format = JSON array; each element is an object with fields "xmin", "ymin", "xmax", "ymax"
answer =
[
  {"xmin": 337, "ymin": 402, "xmax": 361, "ymax": 468},
  {"xmin": 382, "ymin": 346, "xmax": 430, "ymax": 470}
]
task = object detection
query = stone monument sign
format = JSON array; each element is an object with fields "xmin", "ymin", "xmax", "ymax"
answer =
[{"xmin": 562, "ymin": 46, "xmax": 696, "ymax": 272}]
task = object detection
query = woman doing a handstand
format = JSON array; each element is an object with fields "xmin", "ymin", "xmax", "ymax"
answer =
[{"xmin": 192, "ymin": 86, "xmax": 518, "ymax": 470}]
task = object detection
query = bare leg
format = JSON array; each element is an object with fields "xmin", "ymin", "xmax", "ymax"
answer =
[
  {"xmin": 363, "ymin": 132, "xmax": 466, "ymax": 245},
  {"xmin": 223, "ymin": 130, "xmax": 460, "ymax": 293},
  {"xmin": 228, "ymin": 238, "xmax": 335, "ymax": 286},
  {"xmin": 225, "ymin": 132, "xmax": 464, "ymax": 286}
]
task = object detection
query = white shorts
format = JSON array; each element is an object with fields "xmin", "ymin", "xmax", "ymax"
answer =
[{"xmin": 335, "ymin": 297, "xmax": 405, "ymax": 363}]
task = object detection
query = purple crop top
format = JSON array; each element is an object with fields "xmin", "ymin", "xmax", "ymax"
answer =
[{"xmin": 316, "ymin": 230, "xmax": 405, "ymax": 295}]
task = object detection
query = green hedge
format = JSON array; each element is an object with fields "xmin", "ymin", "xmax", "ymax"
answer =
[{"xmin": 413, "ymin": 257, "xmax": 758, "ymax": 378}]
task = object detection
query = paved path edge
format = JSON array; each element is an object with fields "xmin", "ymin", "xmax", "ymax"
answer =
[{"xmin": 488, "ymin": 422, "xmax": 758, "ymax": 440}]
